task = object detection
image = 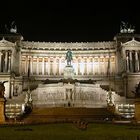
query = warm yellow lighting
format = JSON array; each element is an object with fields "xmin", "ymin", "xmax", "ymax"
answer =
[
  {"xmin": 80, "ymin": 62, "xmax": 84, "ymax": 75},
  {"xmin": 72, "ymin": 63, "xmax": 77, "ymax": 74}
]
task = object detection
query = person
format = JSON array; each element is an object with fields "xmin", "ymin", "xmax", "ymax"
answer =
[{"xmin": 66, "ymin": 49, "xmax": 73, "ymax": 66}]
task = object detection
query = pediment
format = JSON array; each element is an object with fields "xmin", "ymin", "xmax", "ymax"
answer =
[
  {"xmin": 0, "ymin": 38, "xmax": 14, "ymax": 47},
  {"xmin": 121, "ymin": 38, "xmax": 140, "ymax": 47}
]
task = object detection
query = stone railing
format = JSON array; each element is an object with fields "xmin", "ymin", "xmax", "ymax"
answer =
[
  {"xmin": 115, "ymin": 104, "xmax": 135, "ymax": 119},
  {"xmin": 5, "ymin": 103, "xmax": 25, "ymax": 119}
]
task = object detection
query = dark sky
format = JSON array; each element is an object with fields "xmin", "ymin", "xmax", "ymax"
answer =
[{"xmin": 0, "ymin": 1, "xmax": 140, "ymax": 42}]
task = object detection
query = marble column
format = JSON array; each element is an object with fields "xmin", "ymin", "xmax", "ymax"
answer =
[
  {"xmin": 30, "ymin": 56, "xmax": 33, "ymax": 75},
  {"xmin": 50, "ymin": 58, "xmax": 53, "ymax": 75},
  {"xmin": 53, "ymin": 57, "xmax": 56, "ymax": 75},
  {"xmin": 78, "ymin": 58, "xmax": 80, "ymax": 75},
  {"xmin": 106, "ymin": 56, "xmax": 109, "ymax": 75},
  {"xmin": 8, "ymin": 51, "xmax": 11, "ymax": 73},
  {"xmin": 10, "ymin": 50, "xmax": 14, "ymax": 73},
  {"xmin": 42, "ymin": 57, "xmax": 44, "ymax": 75},
  {"xmin": 84, "ymin": 58, "xmax": 87, "ymax": 75},
  {"xmin": 92, "ymin": 57, "xmax": 94, "ymax": 75},
  {"xmin": 55, "ymin": 58, "xmax": 58, "ymax": 75},
  {"xmin": 25, "ymin": 56, "xmax": 28, "ymax": 74},
  {"xmin": 100, "ymin": 57, "xmax": 103, "ymax": 75},
  {"xmin": 126, "ymin": 52, "xmax": 129, "ymax": 72},
  {"xmin": 5, "ymin": 51, "xmax": 8, "ymax": 72},
  {"xmin": 10, "ymin": 81, "xmax": 14, "ymax": 98},
  {"xmin": 98, "ymin": 57, "xmax": 100, "ymax": 75},
  {"xmin": 138, "ymin": 51, "xmax": 140, "ymax": 72},
  {"xmin": 57, "ymin": 58, "xmax": 60, "ymax": 75},
  {"xmin": 110, "ymin": 56, "xmax": 113, "ymax": 75},
  {"xmin": 129, "ymin": 51, "xmax": 133, "ymax": 72},
  {"xmin": 81, "ymin": 58, "xmax": 84, "ymax": 75},
  {"xmin": 0, "ymin": 51, "xmax": 2, "ymax": 72},
  {"xmin": 75, "ymin": 58, "xmax": 78, "ymax": 75},
  {"xmin": 107, "ymin": 56, "xmax": 111, "ymax": 75},
  {"xmin": 86, "ymin": 57, "xmax": 89, "ymax": 75},
  {"xmin": 48, "ymin": 57, "xmax": 50, "ymax": 75},
  {"xmin": 94, "ymin": 57, "xmax": 97, "ymax": 75},
  {"xmin": 58, "ymin": 57, "xmax": 61, "ymax": 75},
  {"xmin": 36, "ymin": 57, "xmax": 39, "ymax": 75},
  {"xmin": 90, "ymin": 58, "xmax": 93, "ymax": 75},
  {"xmin": 135, "ymin": 51, "xmax": 139, "ymax": 72},
  {"xmin": 104, "ymin": 56, "xmax": 106, "ymax": 75},
  {"xmin": 45, "ymin": 57, "xmax": 48, "ymax": 75}
]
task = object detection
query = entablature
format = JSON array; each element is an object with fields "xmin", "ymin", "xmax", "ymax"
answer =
[{"xmin": 21, "ymin": 41, "xmax": 116, "ymax": 51}]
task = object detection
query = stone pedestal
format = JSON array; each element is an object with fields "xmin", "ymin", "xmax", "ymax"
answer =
[
  {"xmin": 135, "ymin": 98, "xmax": 140, "ymax": 122},
  {"xmin": 0, "ymin": 98, "xmax": 5, "ymax": 124},
  {"xmin": 64, "ymin": 66, "xmax": 74, "ymax": 79}
]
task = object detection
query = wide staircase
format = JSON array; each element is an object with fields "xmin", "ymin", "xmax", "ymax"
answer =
[{"xmin": 23, "ymin": 107, "xmax": 114, "ymax": 124}]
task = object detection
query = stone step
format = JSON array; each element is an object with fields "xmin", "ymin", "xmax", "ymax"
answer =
[{"xmin": 23, "ymin": 107, "xmax": 114, "ymax": 123}]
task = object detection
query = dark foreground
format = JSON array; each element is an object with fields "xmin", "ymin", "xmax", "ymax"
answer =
[{"xmin": 0, "ymin": 123, "xmax": 140, "ymax": 140}]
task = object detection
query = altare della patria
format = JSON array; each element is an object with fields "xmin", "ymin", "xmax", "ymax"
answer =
[{"xmin": 0, "ymin": 21, "xmax": 140, "ymax": 124}]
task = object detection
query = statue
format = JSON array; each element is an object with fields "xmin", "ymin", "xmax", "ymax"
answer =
[
  {"xmin": 64, "ymin": 50, "xmax": 74, "ymax": 79},
  {"xmin": 66, "ymin": 49, "xmax": 73, "ymax": 66},
  {"xmin": 107, "ymin": 90, "xmax": 113, "ymax": 105},
  {"xmin": 120, "ymin": 21, "xmax": 135, "ymax": 33},
  {"xmin": 133, "ymin": 82, "xmax": 140, "ymax": 98},
  {"xmin": 10, "ymin": 21, "xmax": 17, "ymax": 33},
  {"xmin": 0, "ymin": 81, "xmax": 7, "ymax": 98}
]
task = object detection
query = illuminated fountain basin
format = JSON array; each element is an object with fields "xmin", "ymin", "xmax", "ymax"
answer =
[{"xmin": 31, "ymin": 82, "xmax": 125, "ymax": 108}]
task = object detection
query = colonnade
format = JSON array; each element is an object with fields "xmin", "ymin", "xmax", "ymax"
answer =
[
  {"xmin": 0, "ymin": 50, "xmax": 11, "ymax": 73},
  {"xmin": 21, "ymin": 55, "xmax": 116, "ymax": 76},
  {"xmin": 126, "ymin": 50, "xmax": 140, "ymax": 72}
]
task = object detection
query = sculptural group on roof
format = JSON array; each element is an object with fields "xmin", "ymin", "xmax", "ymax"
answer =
[{"xmin": 120, "ymin": 21, "xmax": 135, "ymax": 34}]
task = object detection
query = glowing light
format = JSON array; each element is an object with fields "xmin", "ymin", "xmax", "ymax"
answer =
[
  {"xmin": 72, "ymin": 63, "xmax": 77, "ymax": 74},
  {"xmin": 80, "ymin": 62, "xmax": 84, "ymax": 75}
]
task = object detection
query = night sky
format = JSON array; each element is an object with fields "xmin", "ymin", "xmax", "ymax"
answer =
[{"xmin": 0, "ymin": 1, "xmax": 140, "ymax": 42}]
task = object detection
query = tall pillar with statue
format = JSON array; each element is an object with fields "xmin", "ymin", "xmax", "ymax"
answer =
[
  {"xmin": 0, "ymin": 81, "xmax": 6, "ymax": 124},
  {"xmin": 63, "ymin": 50, "xmax": 75, "ymax": 107}
]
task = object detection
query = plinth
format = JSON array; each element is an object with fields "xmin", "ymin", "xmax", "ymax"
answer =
[
  {"xmin": 64, "ymin": 65, "xmax": 74, "ymax": 79},
  {"xmin": 0, "ymin": 98, "xmax": 5, "ymax": 124},
  {"xmin": 135, "ymin": 98, "xmax": 140, "ymax": 122}
]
